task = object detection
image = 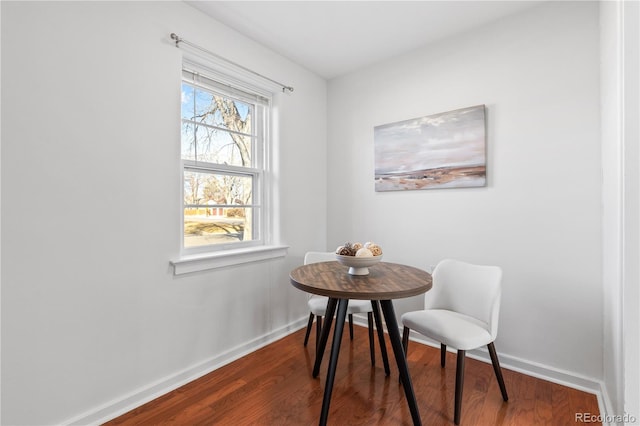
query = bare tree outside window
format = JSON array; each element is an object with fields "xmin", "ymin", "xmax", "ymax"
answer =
[{"xmin": 181, "ymin": 79, "xmax": 264, "ymax": 249}]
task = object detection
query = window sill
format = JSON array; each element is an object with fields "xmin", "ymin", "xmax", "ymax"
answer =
[{"xmin": 170, "ymin": 245, "xmax": 289, "ymax": 275}]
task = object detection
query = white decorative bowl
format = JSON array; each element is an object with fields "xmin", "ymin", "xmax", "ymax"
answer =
[{"xmin": 335, "ymin": 254, "xmax": 383, "ymax": 275}]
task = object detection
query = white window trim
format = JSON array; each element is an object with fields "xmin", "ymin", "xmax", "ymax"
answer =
[
  {"xmin": 171, "ymin": 52, "xmax": 286, "ymax": 274},
  {"xmin": 170, "ymin": 245, "xmax": 288, "ymax": 275}
]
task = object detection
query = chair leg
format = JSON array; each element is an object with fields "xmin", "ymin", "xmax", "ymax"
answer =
[
  {"xmin": 402, "ymin": 326, "xmax": 410, "ymax": 354},
  {"xmin": 348, "ymin": 314, "xmax": 354, "ymax": 340},
  {"xmin": 315, "ymin": 316, "xmax": 323, "ymax": 353},
  {"xmin": 454, "ymin": 350, "xmax": 466, "ymax": 425},
  {"xmin": 488, "ymin": 342, "xmax": 509, "ymax": 401},
  {"xmin": 303, "ymin": 313, "xmax": 314, "ymax": 347},
  {"xmin": 441, "ymin": 343, "xmax": 447, "ymax": 367},
  {"xmin": 367, "ymin": 312, "xmax": 375, "ymax": 366},
  {"xmin": 371, "ymin": 301, "xmax": 390, "ymax": 376}
]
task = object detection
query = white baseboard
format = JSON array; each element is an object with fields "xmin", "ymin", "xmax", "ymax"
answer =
[{"xmin": 63, "ymin": 317, "xmax": 309, "ymax": 426}]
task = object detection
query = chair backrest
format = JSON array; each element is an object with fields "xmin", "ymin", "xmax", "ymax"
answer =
[
  {"xmin": 425, "ymin": 259, "xmax": 503, "ymax": 339},
  {"xmin": 304, "ymin": 251, "xmax": 335, "ymax": 265}
]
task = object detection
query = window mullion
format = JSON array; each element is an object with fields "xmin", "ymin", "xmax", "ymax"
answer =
[
  {"xmin": 181, "ymin": 118, "xmax": 254, "ymax": 139},
  {"xmin": 184, "ymin": 160, "xmax": 260, "ymax": 176}
]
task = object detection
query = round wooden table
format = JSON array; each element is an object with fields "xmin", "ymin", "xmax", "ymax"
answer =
[{"xmin": 290, "ymin": 261, "xmax": 432, "ymax": 426}]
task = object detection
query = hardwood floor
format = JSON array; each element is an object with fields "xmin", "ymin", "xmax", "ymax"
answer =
[{"xmin": 105, "ymin": 326, "xmax": 600, "ymax": 425}]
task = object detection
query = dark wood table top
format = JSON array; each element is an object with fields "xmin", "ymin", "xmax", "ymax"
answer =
[{"xmin": 290, "ymin": 261, "xmax": 432, "ymax": 300}]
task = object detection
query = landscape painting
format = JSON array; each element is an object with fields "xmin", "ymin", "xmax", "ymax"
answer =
[{"xmin": 374, "ymin": 105, "xmax": 486, "ymax": 191}]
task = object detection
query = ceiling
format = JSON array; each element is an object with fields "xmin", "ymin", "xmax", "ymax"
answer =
[{"xmin": 186, "ymin": 1, "xmax": 545, "ymax": 79}]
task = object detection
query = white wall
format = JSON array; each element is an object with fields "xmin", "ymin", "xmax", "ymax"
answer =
[
  {"xmin": 0, "ymin": 1, "xmax": 326, "ymax": 424},
  {"xmin": 327, "ymin": 0, "xmax": 603, "ymax": 382}
]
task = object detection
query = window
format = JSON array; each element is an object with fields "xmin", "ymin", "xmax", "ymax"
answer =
[{"xmin": 180, "ymin": 66, "xmax": 269, "ymax": 253}]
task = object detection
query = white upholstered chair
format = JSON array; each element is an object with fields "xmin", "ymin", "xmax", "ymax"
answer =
[
  {"xmin": 303, "ymin": 252, "xmax": 377, "ymax": 366},
  {"xmin": 401, "ymin": 259, "xmax": 508, "ymax": 425}
]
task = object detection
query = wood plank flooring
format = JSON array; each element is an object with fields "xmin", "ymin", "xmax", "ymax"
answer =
[{"xmin": 105, "ymin": 325, "xmax": 600, "ymax": 425}]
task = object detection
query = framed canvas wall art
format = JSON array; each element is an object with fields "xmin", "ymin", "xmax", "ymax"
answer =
[{"xmin": 374, "ymin": 105, "xmax": 486, "ymax": 191}]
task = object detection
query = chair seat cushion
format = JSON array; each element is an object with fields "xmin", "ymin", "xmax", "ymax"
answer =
[
  {"xmin": 308, "ymin": 297, "xmax": 372, "ymax": 316},
  {"xmin": 401, "ymin": 309, "xmax": 492, "ymax": 350}
]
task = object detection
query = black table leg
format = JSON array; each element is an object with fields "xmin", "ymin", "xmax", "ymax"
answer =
[
  {"xmin": 379, "ymin": 299, "xmax": 422, "ymax": 426},
  {"xmin": 371, "ymin": 300, "xmax": 391, "ymax": 376},
  {"xmin": 319, "ymin": 298, "xmax": 349, "ymax": 426},
  {"xmin": 313, "ymin": 298, "xmax": 338, "ymax": 378}
]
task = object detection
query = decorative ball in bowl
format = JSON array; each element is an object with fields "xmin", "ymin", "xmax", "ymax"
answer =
[{"xmin": 335, "ymin": 242, "xmax": 383, "ymax": 275}]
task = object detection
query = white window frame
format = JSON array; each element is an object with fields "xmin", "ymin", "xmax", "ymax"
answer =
[{"xmin": 171, "ymin": 57, "xmax": 287, "ymax": 275}]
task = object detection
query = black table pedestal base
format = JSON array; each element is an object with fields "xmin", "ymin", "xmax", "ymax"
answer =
[{"xmin": 313, "ymin": 297, "xmax": 422, "ymax": 426}]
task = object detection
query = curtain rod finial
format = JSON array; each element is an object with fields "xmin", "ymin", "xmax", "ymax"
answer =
[{"xmin": 170, "ymin": 33, "xmax": 181, "ymax": 47}]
